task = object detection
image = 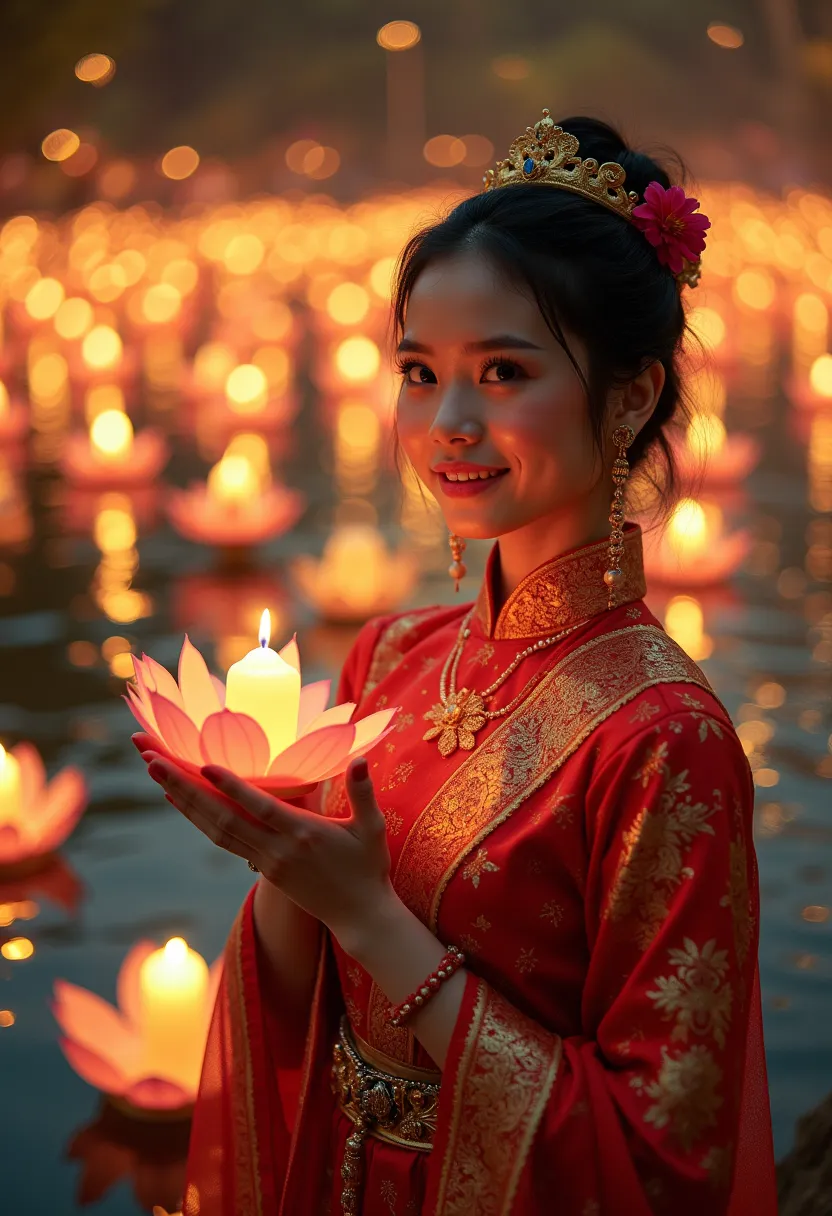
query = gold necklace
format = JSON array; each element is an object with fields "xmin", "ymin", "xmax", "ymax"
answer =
[{"xmin": 422, "ymin": 610, "xmax": 588, "ymax": 757}]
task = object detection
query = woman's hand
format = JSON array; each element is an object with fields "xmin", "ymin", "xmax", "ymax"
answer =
[{"xmin": 135, "ymin": 737, "xmax": 396, "ymax": 949}]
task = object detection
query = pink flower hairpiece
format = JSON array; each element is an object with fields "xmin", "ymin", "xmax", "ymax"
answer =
[{"xmin": 631, "ymin": 182, "xmax": 711, "ymax": 282}]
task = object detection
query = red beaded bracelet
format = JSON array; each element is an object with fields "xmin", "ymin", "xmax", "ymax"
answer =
[{"xmin": 388, "ymin": 945, "xmax": 466, "ymax": 1027}]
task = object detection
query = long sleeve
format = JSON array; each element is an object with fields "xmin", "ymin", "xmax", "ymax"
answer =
[{"xmin": 425, "ymin": 703, "xmax": 776, "ymax": 1216}]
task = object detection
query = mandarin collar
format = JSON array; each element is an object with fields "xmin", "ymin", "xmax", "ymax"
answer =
[{"xmin": 472, "ymin": 522, "xmax": 646, "ymax": 640}]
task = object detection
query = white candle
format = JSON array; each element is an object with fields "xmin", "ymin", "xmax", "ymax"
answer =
[
  {"xmin": 139, "ymin": 937, "xmax": 209, "ymax": 1091},
  {"xmin": 0, "ymin": 744, "xmax": 21, "ymax": 829},
  {"xmin": 90, "ymin": 408, "xmax": 134, "ymax": 461},
  {"xmin": 225, "ymin": 609, "xmax": 300, "ymax": 761}
]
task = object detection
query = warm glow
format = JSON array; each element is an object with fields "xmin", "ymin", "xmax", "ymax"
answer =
[
  {"xmin": 1, "ymin": 937, "xmax": 34, "ymax": 961},
  {"xmin": 369, "ymin": 256, "xmax": 396, "ymax": 300},
  {"xmin": 193, "ymin": 342, "xmax": 237, "ymax": 390},
  {"xmin": 54, "ymin": 296, "xmax": 94, "ymax": 340},
  {"xmin": 734, "ymin": 269, "xmax": 776, "ymax": 311},
  {"xmin": 225, "ymin": 364, "xmax": 268, "ymax": 413},
  {"xmin": 42, "ymin": 129, "xmax": 80, "ymax": 162},
  {"xmin": 259, "ymin": 609, "xmax": 271, "ymax": 648},
  {"xmin": 326, "ymin": 282, "xmax": 371, "ymax": 325},
  {"xmin": 223, "ymin": 234, "xmax": 265, "ymax": 275},
  {"xmin": 794, "ymin": 293, "xmax": 828, "ymax": 333},
  {"xmin": 252, "ymin": 345, "xmax": 290, "ymax": 390},
  {"xmin": 667, "ymin": 498, "xmax": 710, "ymax": 560},
  {"xmin": 423, "ymin": 135, "xmax": 467, "ymax": 168},
  {"xmin": 664, "ymin": 595, "xmax": 713, "ymax": 661},
  {"xmin": 75, "ymin": 53, "xmax": 116, "ymax": 85},
  {"xmin": 809, "ymin": 354, "xmax": 832, "ymax": 398},
  {"xmin": 98, "ymin": 159, "xmax": 137, "ymax": 200},
  {"xmin": 141, "ymin": 282, "xmax": 182, "ymax": 323},
  {"xmin": 139, "ymin": 937, "xmax": 209, "ymax": 1091},
  {"xmin": 0, "ymin": 382, "xmax": 8, "ymax": 418},
  {"xmin": 376, "ymin": 20, "xmax": 421, "ymax": 51},
  {"xmin": 0, "ymin": 1011, "xmax": 14, "ymax": 1028},
  {"xmin": 29, "ymin": 352, "xmax": 68, "ymax": 402},
  {"xmin": 685, "ymin": 413, "xmax": 727, "ymax": 458},
  {"xmin": 25, "ymin": 277, "xmax": 64, "ymax": 320},
  {"xmin": 161, "ymin": 258, "xmax": 199, "ymax": 295},
  {"xmin": 285, "ymin": 140, "xmax": 320, "ymax": 174},
  {"xmin": 82, "ymin": 324, "xmax": 123, "ymax": 369},
  {"xmin": 94, "ymin": 504, "xmax": 137, "ymax": 552},
  {"xmin": 62, "ymin": 144, "xmax": 98, "ymax": 178},
  {"xmin": 252, "ymin": 299, "xmax": 293, "ymax": 342},
  {"xmin": 303, "ymin": 146, "xmax": 340, "ymax": 180},
  {"xmin": 0, "ymin": 743, "xmax": 22, "ymax": 828},
  {"xmin": 461, "ymin": 135, "xmax": 495, "ymax": 168},
  {"xmin": 225, "ymin": 612, "xmax": 301, "ymax": 760},
  {"xmin": 91, "ymin": 409, "xmax": 134, "ymax": 459},
  {"xmin": 335, "ymin": 335, "xmax": 380, "ymax": 382},
  {"xmin": 207, "ymin": 453, "xmax": 260, "ymax": 504},
  {"xmin": 85, "ymin": 383, "xmax": 125, "ymax": 424},
  {"xmin": 492, "ymin": 55, "xmax": 530, "ymax": 80},
  {"xmin": 226, "ymin": 432, "xmax": 271, "ymax": 482},
  {"xmin": 707, "ymin": 23, "xmax": 744, "ymax": 49},
  {"xmin": 160, "ymin": 146, "xmax": 200, "ymax": 181},
  {"xmin": 687, "ymin": 306, "xmax": 727, "ymax": 350}
]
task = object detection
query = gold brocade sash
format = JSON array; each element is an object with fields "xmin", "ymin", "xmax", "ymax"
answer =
[{"xmin": 367, "ymin": 624, "xmax": 719, "ymax": 1060}]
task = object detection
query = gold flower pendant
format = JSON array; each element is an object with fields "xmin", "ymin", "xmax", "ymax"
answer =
[{"xmin": 422, "ymin": 688, "xmax": 488, "ymax": 757}]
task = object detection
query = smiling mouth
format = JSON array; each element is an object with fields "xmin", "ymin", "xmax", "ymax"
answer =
[{"xmin": 437, "ymin": 469, "xmax": 509, "ymax": 483}]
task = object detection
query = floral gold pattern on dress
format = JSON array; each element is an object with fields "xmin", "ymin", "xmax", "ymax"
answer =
[
  {"xmin": 474, "ymin": 525, "xmax": 646, "ymax": 640},
  {"xmin": 362, "ymin": 608, "xmax": 442, "ymax": 698},
  {"xmin": 629, "ymin": 700, "xmax": 661, "ymax": 724},
  {"xmin": 646, "ymin": 938, "xmax": 733, "ymax": 1049},
  {"xmin": 701, "ymin": 1144, "xmax": 734, "ymax": 1189},
  {"xmin": 540, "ymin": 900, "xmax": 565, "ymax": 925},
  {"xmin": 423, "ymin": 687, "xmax": 488, "ymax": 756},
  {"xmin": 604, "ymin": 760, "xmax": 721, "ymax": 950},
  {"xmin": 515, "ymin": 946, "xmax": 538, "ymax": 974},
  {"xmin": 631, "ymin": 1044, "xmax": 723, "ymax": 1151},
  {"xmin": 461, "ymin": 847, "xmax": 500, "ymax": 888},
  {"xmin": 433, "ymin": 980, "xmax": 562, "ymax": 1215}
]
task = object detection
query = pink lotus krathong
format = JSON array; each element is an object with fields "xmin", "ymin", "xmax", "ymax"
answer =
[{"xmin": 124, "ymin": 634, "xmax": 398, "ymax": 793}]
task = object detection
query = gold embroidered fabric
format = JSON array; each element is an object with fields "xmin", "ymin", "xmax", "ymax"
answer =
[
  {"xmin": 362, "ymin": 608, "xmax": 441, "ymax": 698},
  {"xmin": 473, "ymin": 523, "xmax": 646, "ymax": 640},
  {"xmin": 367, "ymin": 625, "xmax": 716, "ymax": 1060},
  {"xmin": 433, "ymin": 980, "xmax": 562, "ymax": 1215}
]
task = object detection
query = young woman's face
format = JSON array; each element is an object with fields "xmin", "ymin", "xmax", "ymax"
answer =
[{"xmin": 394, "ymin": 250, "xmax": 607, "ymax": 541}]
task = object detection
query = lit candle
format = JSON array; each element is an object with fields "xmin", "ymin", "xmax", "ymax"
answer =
[
  {"xmin": 225, "ymin": 610, "xmax": 300, "ymax": 760},
  {"xmin": 0, "ymin": 744, "xmax": 21, "ymax": 829},
  {"xmin": 90, "ymin": 408, "xmax": 134, "ymax": 461},
  {"xmin": 139, "ymin": 936, "xmax": 209, "ymax": 1091},
  {"xmin": 666, "ymin": 498, "xmax": 710, "ymax": 562},
  {"xmin": 685, "ymin": 414, "xmax": 726, "ymax": 461},
  {"xmin": 206, "ymin": 452, "xmax": 260, "ymax": 506},
  {"xmin": 324, "ymin": 525, "xmax": 387, "ymax": 602}
]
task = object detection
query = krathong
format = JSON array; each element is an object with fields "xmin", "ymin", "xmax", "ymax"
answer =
[
  {"xmin": 291, "ymin": 523, "xmax": 418, "ymax": 622},
  {"xmin": 124, "ymin": 610, "xmax": 397, "ymax": 790},
  {"xmin": 53, "ymin": 938, "xmax": 221, "ymax": 1115},
  {"xmin": 0, "ymin": 742, "xmax": 87, "ymax": 875}
]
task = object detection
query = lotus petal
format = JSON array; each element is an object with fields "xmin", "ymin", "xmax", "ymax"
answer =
[
  {"xmin": 124, "ymin": 687, "xmax": 160, "ymax": 739},
  {"xmin": 32, "ymin": 767, "xmax": 87, "ymax": 852},
  {"xmin": 0, "ymin": 824, "xmax": 23, "ymax": 863},
  {"xmin": 299, "ymin": 703, "xmax": 356, "ymax": 736},
  {"xmin": 266, "ymin": 722, "xmax": 356, "ymax": 784},
  {"xmin": 53, "ymin": 981, "xmax": 141, "ymax": 1072},
  {"xmin": 143, "ymin": 657, "xmax": 185, "ymax": 710},
  {"xmin": 131, "ymin": 657, "xmax": 158, "ymax": 713},
  {"xmin": 116, "ymin": 940, "xmax": 156, "ymax": 1029},
  {"xmin": 210, "ymin": 675, "xmax": 226, "ymax": 707},
  {"xmin": 178, "ymin": 636, "xmax": 222, "ymax": 729},
  {"xmin": 58, "ymin": 1036, "xmax": 130, "ymax": 1095},
  {"xmin": 149, "ymin": 694, "xmax": 203, "ymax": 765},
  {"xmin": 124, "ymin": 1076, "xmax": 195, "ymax": 1109},
  {"xmin": 277, "ymin": 634, "xmax": 300, "ymax": 674},
  {"xmin": 297, "ymin": 679, "xmax": 331, "ymax": 734},
  {"xmin": 315, "ymin": 709, "xmax": 399, "ymax": 780},
  {"xmin": 200, "ymin": 711, "xmax": 270, "ymax": 776},
  {"xmin": 12, "ymin": 742, "xmax": 45, "ymax": 807}
]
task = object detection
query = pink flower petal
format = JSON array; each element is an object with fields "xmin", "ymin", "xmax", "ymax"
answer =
[
  {"xmin": 677, "ymin": 197, "xmax": 700, "ymax": 218},
  {"xmin": 277, "ymin": 634, "xmax": 300, "ymax": 674},
  {"xmin": 315, "ymin": 709, "xmax": 399, "ymax": 780},
  {"xmin": 199, "ymin": 711, "xmax": 270, "ymax": 776},
  {"xmin": 116, "ymin": 940, "xmax": 156, "ymax": 1028},
  {"xmin": 210, "ymin": 675, "xmax": 226, "ymax": 707},
  {"xmin": 144, "ymin": 657, "xmax": 185, "ymax": 710},
  {"xmin": 267, "ymin": 722, "xmax": 356, "ymax": 784},
  {"xmin": 684, "ymin": 213, "xmax": 711, "ymax": 233},
  {"xmin": 149, "ymin": 693, "xmax": 203, "ymax": 765},
  {"xmin": 299, "ymin": 703, "xmax": 355, "ymax": 737},
  {"xmin": 666, "ymin": 184, "xmax": 687, "ymax": 213},
  {"xmin": 124, "ymin": 1076, "xmax": 195, "ymax": 1109},
  {"xmin": 58, "ymin": 1035, "xmax": 129, "ymax": 1095},
  {"xmin": 297, "ymin": 679, "xmax": 331, "ymax": 734},
  {"xmin": 0, "ymin": 824, "xmax": 23, "ymax": 863},
  {"xmin": 178, "ymin": 636, "xmax": 222, "ymax": 729},
  {"xmin": 12, "ymin": 742, "xmax": 45, "ymax": 807},
  {"xmin": 123, "ymin": 688, "xmax": 160, "ymax": 740},
  {"xmin": 32, "ymin": 767, "xmax": 87, "ymax": 852},
  {"xmin": 52, "ymin": 980, "xmax": 141, "ymax": 1074}
]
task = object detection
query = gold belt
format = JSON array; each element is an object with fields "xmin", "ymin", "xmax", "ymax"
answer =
[{"xmin": 331, "ymin": 1015, "xmax": 441, "ymax": 1215}]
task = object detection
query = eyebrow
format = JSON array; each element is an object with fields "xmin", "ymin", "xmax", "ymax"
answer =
[{"xmin": 396, "ymin": 334, "xmax": 544, "ymax": 355}]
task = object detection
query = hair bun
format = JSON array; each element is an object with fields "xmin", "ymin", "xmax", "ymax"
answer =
[{"xmin": 555, "ymin": 115, "xmax": 673, "ymax": 197}]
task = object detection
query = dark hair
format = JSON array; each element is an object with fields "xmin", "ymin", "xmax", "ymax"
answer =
[{"xmin": 390, "ymin": 115, "xmax": 696, "ymax": 517}]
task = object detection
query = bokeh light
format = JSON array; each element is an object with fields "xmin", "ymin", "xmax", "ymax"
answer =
[
  {"xmin": 335, "ymin": 335, "xmax": 381, "ymax": 382},
  {"xmin": 423, "ymin": 136, "xmax": 467, "ymax": 168},
  {"xmin": 376, "ymin": 20, "xmax": 421, "ymax": 51},
  {"xmin": 74, "ymin": 53, "xmax": 116, "ymax": 85},
  {"xmin": 41, "ymin": 129, "xmax": 80, "ymax": 163},
  {"xmin": 160, "ymin": 146, "xmax": 200, "ymax": 181},
  {"xmin": 809, "ymin": 354, "xmax": 832, "ymax": 398},
  {"xmin": 707, "ymin": 23, "xmax": 744, "ymax": 49},
  {"xmin": 82, "ymin": 324, "xmax": 123, "ymax": 370}
]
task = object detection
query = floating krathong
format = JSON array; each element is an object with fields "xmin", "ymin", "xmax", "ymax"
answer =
[
  {"xmin": 291, "ymin": 523, "xmax": 418, "ymax": 622},
  {"xmin": 124, "ymin": 611, "xmax": 397, "ymax": 791},
  {"xmin": 61, "ymin": 409, "xmax": 169, "ymax": 487},
  {"xmin": 641, "ymin": 498, "xmax": 750, "ymax": 588},
  {"xmin": 0, "ymin": 742, "xmax": 87, "ymax": 877}
]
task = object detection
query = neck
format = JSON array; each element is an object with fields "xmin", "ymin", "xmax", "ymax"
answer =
[{"xmin": 493, "ymin": 504, "xmax": 610, "ymax": 617}]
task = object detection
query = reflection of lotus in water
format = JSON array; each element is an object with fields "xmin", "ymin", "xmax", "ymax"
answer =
[
  {"xmin": 67, "ymin": 1099, "xmax": 190, "ymax": 1212},
  {"xmin": 291, "ymin": 523, "xmax": 418, "ymax": 623},
  {"xmin": 0, "ymin": 854, "xmax": 85, "ymax": 916},
  {"xmin": 53, "ymin": 940, "xmax": 222, "ymax": 1116},
  {"xmin": 0, "ymin": 743, "xmax": 87, "ymax": 876},
  {"xmin": 124, "ymin": 631, "xmax": 397, "ymax": 792}
]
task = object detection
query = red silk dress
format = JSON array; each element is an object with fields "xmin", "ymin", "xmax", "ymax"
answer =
[{"xmin": 184, "ymin": 523, "xmax": 777, "ymax": 1216}]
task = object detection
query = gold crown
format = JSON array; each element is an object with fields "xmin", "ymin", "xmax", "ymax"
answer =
[{"xmin": 483, "ymin": 109, "xmax": 639, "ymax": 225}]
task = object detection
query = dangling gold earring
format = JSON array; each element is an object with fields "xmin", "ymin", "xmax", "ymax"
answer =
[
  {"xmin": 448, "ymin": 533, "xmax": 467, "ymax": 593},
  {"xmin": 604, "ymin": 425, "xmax": 635, "ymax": 610}
]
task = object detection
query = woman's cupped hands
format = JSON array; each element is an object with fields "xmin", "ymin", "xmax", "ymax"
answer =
[{"xmin": 131, "ymin": 732, "xmax": 395, "ymax": 946}]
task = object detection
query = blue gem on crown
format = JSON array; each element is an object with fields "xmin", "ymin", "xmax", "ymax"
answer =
[{"xmin": 523, "ymin": 157, "xmax": 535, "ymax": 175}]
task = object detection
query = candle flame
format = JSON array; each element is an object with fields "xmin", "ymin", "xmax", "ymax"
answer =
[
  {"xmin": 0, "ymin": 744, "xmax": 6, "ymax": 769},
  {"xmin": 259, "ymin": 608, "xmax": 271, "ymax": 649},
  {"xmin": 163, "ymin": 937, "xmax": 188, "ymax": 964}
]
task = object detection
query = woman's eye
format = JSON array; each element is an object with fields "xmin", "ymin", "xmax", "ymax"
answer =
[
  {"xmin": 481, "ymin": 360, "xmax": 524, "ymax": 383},
  {"xmin": 400, "ymin": 362, "xmax": 436, "ymax": 385}
]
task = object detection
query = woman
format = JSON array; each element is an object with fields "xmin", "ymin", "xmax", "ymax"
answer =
[{"xmin": 136, "ymin": 112, "xmax": 777, "ymax": 1215}]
